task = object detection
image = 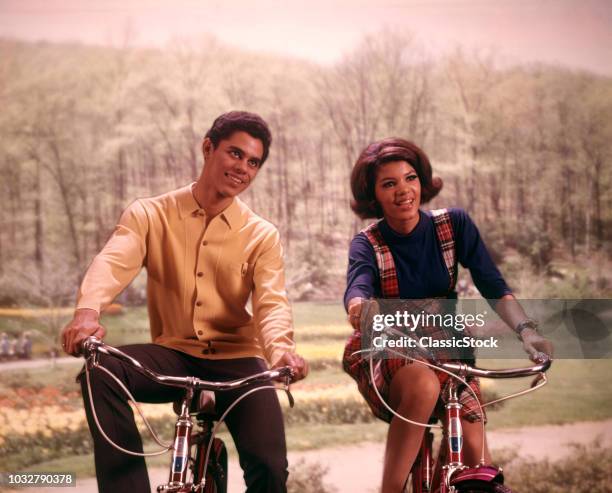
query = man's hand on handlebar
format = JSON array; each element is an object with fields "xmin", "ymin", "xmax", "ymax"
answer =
[
  {"xmin": 273, "ymin": 351, "xmax": 309, "ymax": 382},
  {"xmin": 61, "ymin": 308, "xmax": 106, "ymax": 356},
  {"xmin": 521, "ymin": 328, "xmax": 554, "ymax": 363}
]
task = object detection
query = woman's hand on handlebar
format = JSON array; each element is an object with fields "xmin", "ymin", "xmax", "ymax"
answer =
[
  {"xmin": 521, "ymin": 328, "xmax": 554, "ymax": 362},
  {"xmin": 347, "ymin": 297, "xmax": 364, "ymax": 331},
  {"xmin": 61, "ymin": 308, "xmax": 106, "ymax": 356},
  {"xmin": 273, "ymin": 351, "xmax": 309, "ymax": 382}
]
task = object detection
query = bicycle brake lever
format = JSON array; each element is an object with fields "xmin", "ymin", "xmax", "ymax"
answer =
[
  {"xmin": 82, "ymin": 336, "xmax": 102, "ymax": 356},
  {"xmin": 285, "ymin": 389, "xmax": 295, "ymax": 408},
  {"xmin": 82, "ymin": 337, "xmax": 102, "ymax": 368},
  {"xmin": 86, "ymin": 350, "xmax": 100, "ymax": 370},
  {"xmin": 530, "ymin": 373, "xmax": 546, "ymax": 389},
  {"xmin": 283, "ymin": 376, "xmax": 295, "ymax": 408}
]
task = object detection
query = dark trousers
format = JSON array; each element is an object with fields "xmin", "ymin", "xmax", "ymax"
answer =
[{"xmin": 78, "ymin": 344, "xmax": 288, "ymax": 493}]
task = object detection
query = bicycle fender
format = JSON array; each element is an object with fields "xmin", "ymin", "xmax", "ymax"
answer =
[{"xmin": 450, "ymin": 465, "xmax": 504, "ymax": 485}]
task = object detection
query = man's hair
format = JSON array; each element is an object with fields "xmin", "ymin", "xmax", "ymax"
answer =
[
  {"xmin": 350, "ymin": 137, "xmax": 443, "ymax": 219},
  {"xmin": 205, "ymin": 111, "xmax": 272, "ymax": 165}
]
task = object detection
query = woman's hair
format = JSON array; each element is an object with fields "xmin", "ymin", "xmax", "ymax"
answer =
[{"xmin": 350, "ymin": 137, "xmax": 443, "ymax": 219}]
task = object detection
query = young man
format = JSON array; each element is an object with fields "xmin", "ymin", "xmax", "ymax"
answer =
[{"xmin": 62, "ymin": 111, "xmax": 308, "ymax": 493}]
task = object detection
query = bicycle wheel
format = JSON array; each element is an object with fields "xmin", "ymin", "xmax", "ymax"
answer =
[{"xmin": 454, "ymin": 480, "xmax": 513, "ymax": 493}]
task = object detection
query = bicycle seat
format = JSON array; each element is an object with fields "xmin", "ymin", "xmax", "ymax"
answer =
[
  {"xmin": 194, "ymin": 390, "xmax": 217, "ymax": 418},
  {"xmin": 173, "ymin": 390, "xmax": 218, "ymax": 419}
]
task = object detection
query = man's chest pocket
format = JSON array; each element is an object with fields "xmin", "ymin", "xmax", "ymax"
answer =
[{"xmin": 218, "ymin": 261, "xmax": 255, "ymax": 300}]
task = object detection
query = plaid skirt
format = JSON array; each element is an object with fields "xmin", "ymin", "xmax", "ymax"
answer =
[{"xmin": 342, "ymin": 330, "xmax": 486, "ymax": 424}]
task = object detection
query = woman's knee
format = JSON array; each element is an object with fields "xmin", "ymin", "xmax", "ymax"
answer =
[{"xmin": 389, "ymin": 364, "xmax": 440, "ymax": 411}]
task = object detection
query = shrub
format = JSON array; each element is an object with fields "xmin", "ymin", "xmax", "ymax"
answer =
[
  {"xmin": 284, "ymin": 398, "xmax": 375, "ymax": 425},
  {"xmin": 0, "ymin": 426, "xmax": 93, "ymax": 471},
  {"xmin": 512, "ymin": 222, "xmax": 554, "ymax": 273},
  {"xmin": 288, "ymin": 460, "xmax": 337, "ymax": 493},
  {"xmin": 502, "ymin": 440, "xmax": 612, "ymax": 493}
]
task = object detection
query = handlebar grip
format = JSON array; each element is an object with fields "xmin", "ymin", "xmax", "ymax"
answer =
[
  {"xmin": 81, "ymin": 336, "xmax": 103, "ymax": 356},
  {"xmin": 276, "ymin": 366, "xmax": 295, "ymax": 380},
  {"xmin": 528, "ymin": 350, "xmax": 550, "ymax": 365}
]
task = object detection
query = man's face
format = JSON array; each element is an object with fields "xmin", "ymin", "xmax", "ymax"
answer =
[{"xmin": 202, "ymin": 131, "xmax": 264, "ymax": 198}]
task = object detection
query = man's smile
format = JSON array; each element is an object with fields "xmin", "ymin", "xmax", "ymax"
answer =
[{"xmin": 225, "ymin": 172, "xmax": 246, "ymax": 185}]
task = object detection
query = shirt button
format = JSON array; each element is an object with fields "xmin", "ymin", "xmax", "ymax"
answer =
[
  {"xmin": 197, "ymin": 272, "xmax": 204, "ymax": 277},
  {"xmin": 196, "ymin": 301, "xmax": 202, "ymax": 307},
  {"xmin": 202, "ymin": 241, "xmax": 208, "ymax": 246},
  {"xmin": 197, "ymin": 330, "xmax": 203, "ymax": 336},
  {"xmin": 202, "ymin": 349, "xmax": 210, "ymax": 355}
]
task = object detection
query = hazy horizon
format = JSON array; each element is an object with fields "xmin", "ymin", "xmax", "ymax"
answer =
[{"xmin": 1, "ymin": 0, "xmax": 611, "ymax": 75}]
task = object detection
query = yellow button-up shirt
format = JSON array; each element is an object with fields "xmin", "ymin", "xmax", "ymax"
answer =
[{"xmin": 76, "ymin": 183, "xmax": 295, "ymax": 366}]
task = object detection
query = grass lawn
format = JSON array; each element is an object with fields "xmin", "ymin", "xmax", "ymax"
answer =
[{"xmin": 481, "ymin": 359, "xmax": 612, "ymax": 428}]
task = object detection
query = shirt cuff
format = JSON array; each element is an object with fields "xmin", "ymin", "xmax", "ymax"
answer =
[
  {"xmin": 268, "ymin": 344, "xmax": 296, "ymax": 368},
  {"xmin": 75, "ymin": 298, "xmax": 102, "ymax": 315}
]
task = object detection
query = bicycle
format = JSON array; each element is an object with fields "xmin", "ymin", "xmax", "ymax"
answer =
[
  {"xmin": 360, "ymin": 337, "xmax": 552, "ymax": 493},
  {"xmin": 81, "ymin": 336, "xmax": 295, "ymax": 493}
]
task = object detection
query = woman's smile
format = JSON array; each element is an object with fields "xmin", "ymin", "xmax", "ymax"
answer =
[{"xmin": 393, "ymin": 196, "xmax": 415, "ymax": 208}]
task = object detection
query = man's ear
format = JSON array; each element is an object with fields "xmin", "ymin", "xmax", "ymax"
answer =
[{"xmin": 202, "ymin": 138, "xmax": 214, "ymax": 160}]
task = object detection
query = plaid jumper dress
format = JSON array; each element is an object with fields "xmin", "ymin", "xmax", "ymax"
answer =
[{"xmin": 342, "ymin": 209, "xmax": 485, "ymax": 423}]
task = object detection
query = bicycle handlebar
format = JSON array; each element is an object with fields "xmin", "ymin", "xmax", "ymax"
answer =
[
  {"xmin": 82, "ymin": 336, "xmax": 295, "ymax": 390},
  {"xmin": 439, "ymin": 354, "xmax": 551, "ymax": 379},
  {"xmin": 380, "ymin": 325, "xmax": 552, "ymax": 379}
]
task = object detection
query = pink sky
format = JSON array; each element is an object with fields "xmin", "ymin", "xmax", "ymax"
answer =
[{"xmin": 1, "ymin": 0, "xmax": 611, "ymax": 74}]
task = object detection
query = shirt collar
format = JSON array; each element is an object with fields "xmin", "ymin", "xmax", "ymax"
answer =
[
  {"xmin": 380, "ymin": 210, "xmax": 425, "ymax": 242},
  {"xmin": 177, "ymin": 182, "xmax": 244, "ymax": 230},
  {"xmin": 219, "ymin": 197, "xmax": 243, "ymax": 229},
  {"xmin": 177, "ymin": 183, "xmax": 201, "ymax": 219}
]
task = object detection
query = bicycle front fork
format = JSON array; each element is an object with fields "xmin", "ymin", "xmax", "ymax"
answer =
[
  {"xmin": 410, "ymin": 382, "xmax": 465, "ymax": 493},
  {"xmin": 411, "ymin": 429, "xmax": 435, "ymax": 492},
  {"xmin": 158, "ymin": 389, "xmax": 194, "ymax": 493}
]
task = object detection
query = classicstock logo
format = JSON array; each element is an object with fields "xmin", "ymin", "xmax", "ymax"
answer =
[{"xmin": 360, "ymin": 299, "xmax": 612, "ymax": 360}]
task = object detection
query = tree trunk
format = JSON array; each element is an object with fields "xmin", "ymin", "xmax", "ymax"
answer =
[
  {"xmin": 34, "ymin": 160, "xmax": 44, "ymax": 284},
  {"xmin": 49, "ymin": 142, "xmax": 82, "ymax": 268},
  {"xmin": 115, "ymin": 147, "xmax": 127, "ymax": 220},
  {"xmin": 593, "ymin": 157, "xmax": 603, "ymax": 248}
]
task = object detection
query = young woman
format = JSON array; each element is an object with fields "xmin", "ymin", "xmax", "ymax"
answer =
[{"xmin": 342, "ymin": 138, "xmax": 553, "ymax": 493}]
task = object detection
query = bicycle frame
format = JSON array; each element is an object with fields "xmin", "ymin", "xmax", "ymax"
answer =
[
  {"xmin": 408, "ymin": 357, "xmax": 552, "ymax": 493},
  {"xmin": 81, "ymin": 337, "xmax": 294, "ymax": 493}
]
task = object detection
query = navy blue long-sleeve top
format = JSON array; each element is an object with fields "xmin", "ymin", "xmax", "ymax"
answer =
[{"xmin": 344, "ymin": 208, "xmax": 512, "ymax": 309}]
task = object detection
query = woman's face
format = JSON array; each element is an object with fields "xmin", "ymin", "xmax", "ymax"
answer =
[{"xmin": 374, "ymin": 160, "xmax": 421, "ymax": 230}]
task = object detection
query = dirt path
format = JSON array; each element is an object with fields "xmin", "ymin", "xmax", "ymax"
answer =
[
  {"xmin": 301, "ymin": 419, "xmax": 612, "ymax": 492},
  {"xmin": 24, "ymin": 419, "xmax": 612, "ymax": 492},
  {"xmin": 0, "ymin": 357, "xmax": 77, "ymax": 372}
]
